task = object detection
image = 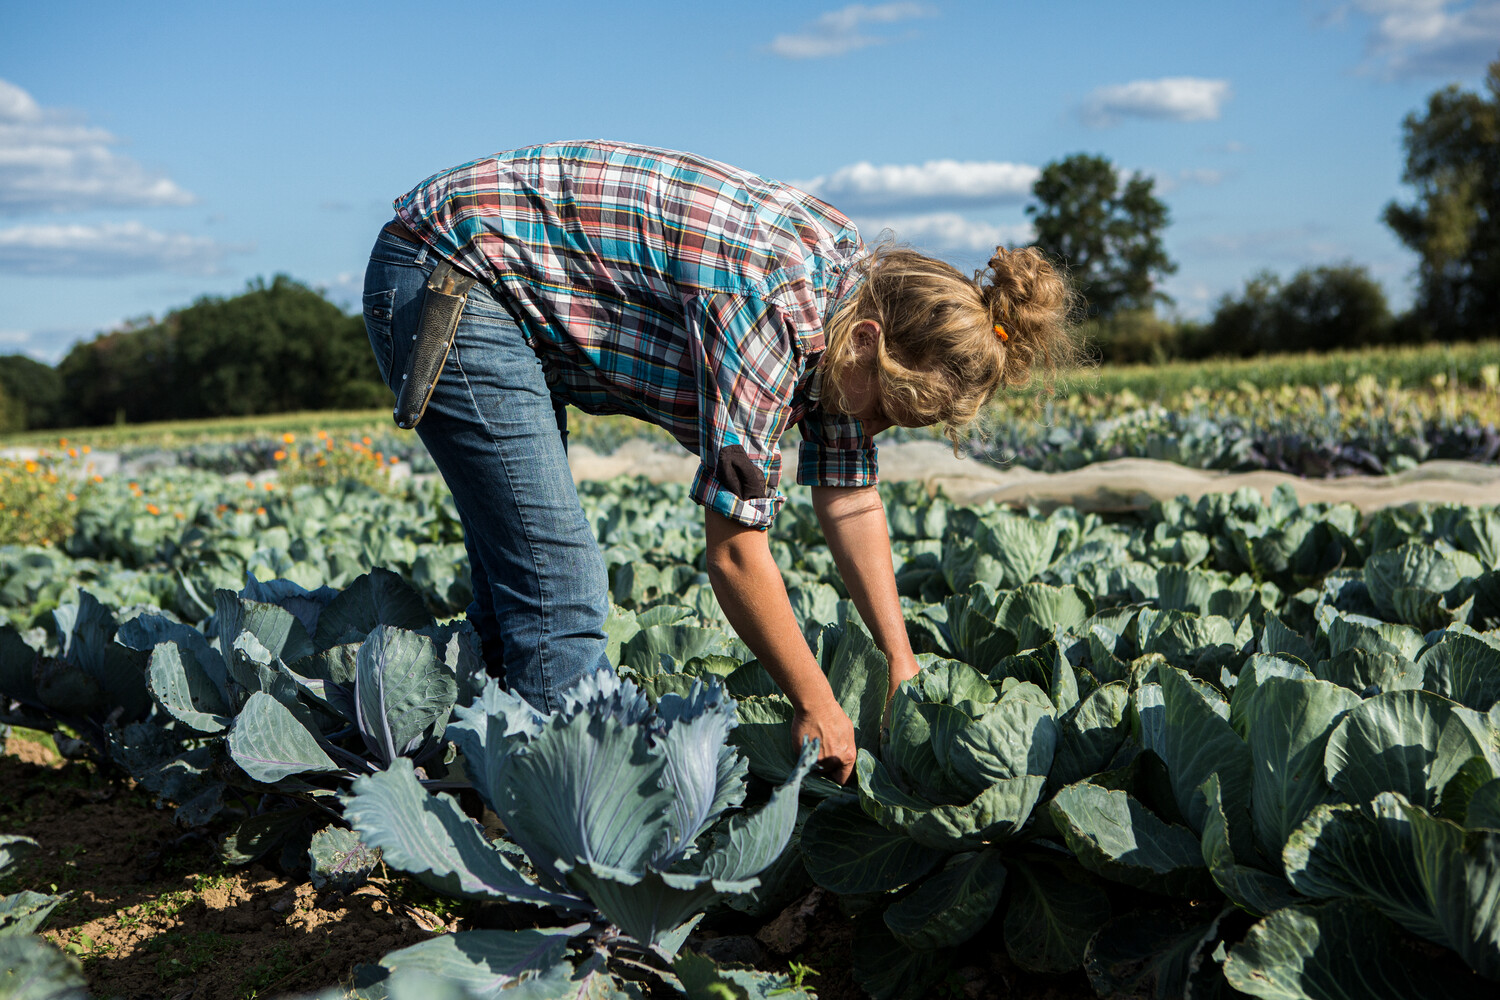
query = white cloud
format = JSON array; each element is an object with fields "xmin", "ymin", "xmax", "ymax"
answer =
[
  {"xmin": 0, "ymin": 82, "xmax": 41, "ymax": 123},
  {"xmin": 797, "ymin": 159, "xmax": 1039, "ymax": 211},
  {"xmin": 1081, "ymin": 77, "xmax": 1232, "ymax": 128},
  {"xmin": 0, "ymin": 221, "xmax": 248, "ymax": 276},
  {"xmin": 1186, "ymin": 225, "xmax": 1352, "ymax": 263},
  {"xmin": 1334, "ymin": 0, "xmax": 1500, "ymax": 77},
  {"xmin": 1180, "ymin": 168, "xmax": 1227, "ymax": 186},
  {"xmin": 318, "ymin": 271, "xmax": 363, "ymax": 311},
  {"xmin": 769, "ymin": 3, "xmax": 935, "ymax": 59},
  {"xmin": 1159, "ymin": 279, "xmax": 1216, "ymax": 319},
  {"xmin": 1152, "ymin": 168, "xmax": 1228, "ymax": 193},
  {"xmin": 0, "ymin": 77, "xmax": 195, "ymax": 214},
  {"xmin": 853, "ymin": 212, "xmax": 1034, "ymax": 252}
]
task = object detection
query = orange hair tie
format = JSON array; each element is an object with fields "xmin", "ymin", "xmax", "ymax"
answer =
[{"xmin": 993, "ymin": 324, "xmax": 1009, "ymax": 342}]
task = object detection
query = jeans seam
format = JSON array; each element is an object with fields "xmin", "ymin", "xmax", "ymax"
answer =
[{"xmin": 449, "ymin": 332, "xmax": 558, "ymax": 712}]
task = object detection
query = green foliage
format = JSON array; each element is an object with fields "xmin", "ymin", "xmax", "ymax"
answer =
[
  {"xmin": 1037, "ymin": 336, "xmax": 1500, "ymax": 399},
  {"xmin": 0, "ymin": 455, "xmax": 89, "ymax": 548},
  {"xmin": 53, "ymin": 275, "xmax": 387, "ymax": 427},
  {"xmin": 1077, "ymin": 309, "xmax": 1196, "ymax": 365},
  {"xmin": 0, "ymin": 383, "xmax": 22, "ymax": 436},
  {"xmin": 8, "ymin": 459, "xmax": 1500, "ymax": 998},
  {"xmin": 0, "ymin": 356, "xmax": 64, "ymax": 432},
  {"xmin": 0, "ymin": 835, "xmax": 84, "ymax": 1000},
  {"xmin": 337, "ymin": 673, "xmax": 815, "ymax": 996},
  {"xmin": 1384, "ymin": 59, "xmax": 1500, "ymax": 341},
  {"xmin": 1205, "ymin": 265, "xmax": 1393, "ymax": 357},
  {"xmin": 1028, "ymin": 152, "xmax": 1176, "ymax": 319}
]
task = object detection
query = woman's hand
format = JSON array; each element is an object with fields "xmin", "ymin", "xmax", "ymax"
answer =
[{"xmin": 793, "ymin": 693, "xmax": 858, "ymax": 784}]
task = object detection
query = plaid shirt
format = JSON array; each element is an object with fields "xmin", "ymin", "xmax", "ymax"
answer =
[{"xmin": 392, "ymin": 140, "xmax": 876, "ymax": 529}]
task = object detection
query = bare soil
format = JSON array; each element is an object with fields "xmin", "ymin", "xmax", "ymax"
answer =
[{"xmin": 0, "ymin": 731, "xmax": 441, "ymax": 1000}]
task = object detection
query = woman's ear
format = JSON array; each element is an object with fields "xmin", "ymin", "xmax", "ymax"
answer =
[{"xmin": 851, "ymin": 319, "xmax": 881, "ymax": 357}]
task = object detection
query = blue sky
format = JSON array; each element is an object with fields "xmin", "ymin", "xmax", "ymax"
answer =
[{"xmin": 2, "ymin": 0, "xmax": 1498, "ymax": 362}]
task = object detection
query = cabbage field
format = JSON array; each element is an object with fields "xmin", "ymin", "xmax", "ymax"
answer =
[{"xmin": 3, "ymin": 398, "xmax": 1500, "ymax": 999}]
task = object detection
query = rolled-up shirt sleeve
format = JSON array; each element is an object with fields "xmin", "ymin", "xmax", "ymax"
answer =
[
  {"xmin": 795, "ymin": 408, "xmax": 878, "ymax": 488},
  {"xmin": 682, "ymin": 292, "xmax": 799, "ymax": 530}
]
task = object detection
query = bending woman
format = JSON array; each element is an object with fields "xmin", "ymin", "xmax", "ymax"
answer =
[{"xmin": 362, "ymin": 140, "xmax": 1076, "ymax": 783}]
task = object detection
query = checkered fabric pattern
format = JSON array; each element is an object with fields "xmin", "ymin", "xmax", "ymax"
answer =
[{"xmin": 392, "ymin": 140, "xmax": 877, "ymax": 529}]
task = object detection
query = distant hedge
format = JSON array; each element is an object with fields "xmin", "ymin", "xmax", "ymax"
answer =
[
  {"xmin": 4, "ymin": 276, "xmax": 388, "ymax": 430},
  {"xmin": 0, "ymin": 355, "xmax": 58, "ymax": 433}
]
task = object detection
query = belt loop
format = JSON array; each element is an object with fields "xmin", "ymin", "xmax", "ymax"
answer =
[{"xmin": 415, "ymin": 244, "xmax": 428, "ymax": 266}]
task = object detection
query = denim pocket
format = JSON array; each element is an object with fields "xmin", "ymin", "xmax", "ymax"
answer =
[{"xmin": 363, "ymin": 287, "xmax": 397, "ymax": 387}]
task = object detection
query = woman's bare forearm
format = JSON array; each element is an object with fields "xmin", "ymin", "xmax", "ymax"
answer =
[
  {"xmin": 703, "ymin": 508, "xmax": 857, "ymax": 781},
  {"xmin": 703, "ymin": 510, "xmax": 833, "ymax": 708},
  {"xmin": 810, "ymin": 485, "xmax": 920, "ymax": 691}
]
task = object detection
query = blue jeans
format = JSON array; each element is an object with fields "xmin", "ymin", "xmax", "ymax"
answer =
[{"xmin": 362, "ymin": 225, "xmax": 611, "ymax": 712}]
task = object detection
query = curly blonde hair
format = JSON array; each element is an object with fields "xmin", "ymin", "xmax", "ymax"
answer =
[{"xmin": 822, "ymin": 242, "xmax": 1085, "ymax": 446}]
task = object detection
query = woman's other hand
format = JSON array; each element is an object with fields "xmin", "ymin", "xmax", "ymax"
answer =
[{"xmin": 793, "ymin": 694, "xmax": 858, "ymax": 784}]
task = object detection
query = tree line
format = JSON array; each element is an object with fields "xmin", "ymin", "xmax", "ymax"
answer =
[
  {"xmin": 0, "ymin": 276, "xmax": 387, "ymax": 432},
  {"xmin": 1, "ymin": 64, "xmax": 1497, "ymax": 431},
  {"xmin": 1029, "ymin": 59, "xmax": 1500, "ymax": 363}
]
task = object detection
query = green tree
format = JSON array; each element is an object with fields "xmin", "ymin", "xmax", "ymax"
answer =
[
  {"xmin": 0, "ymin": 382, "xmax": 22, "ymax": 434},
  {"xmin": 0, "ymin": 355, "xmax": 64, "ymax": 430},
  {"xmin": 1207, "ymin": 271, "xmax": 1282, "ymax": 357},
  {"xmin": 56, "ymin": 276, "xmax": 387, "ymax": 426},
  {"xmin": 1027, "ymin": 153, "xmax": 1176, "ymax": 319},
  {"xmin": 1383, "ymin": 59, "xmax": 1500, "ymax": 340},
  {"xmin": 1206, "ymin": 264, "xmax": 1391, "ymax": 357},
  {"xmin": 1275, "ymin": 264, "xmax": 1391, "ymax": 352}
]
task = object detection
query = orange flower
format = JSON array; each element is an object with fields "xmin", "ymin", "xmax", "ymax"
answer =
[
  {"xmin": 282, "ymin": 432, "xmax": 296, "ymax": 444},
  {"xmin": 81, "ymin": 445, "xmax": 91, "ymax": 454},
  {"xmin": 324, "ymin": 439, "xmax": 334, "ymax": 450},
  {"xmin": 216, "ymin": 504, "xmax": 228, "ymax": 514},
  {"xmin": 316, "ymin": 430, "xmax": 329, "ymax": 440},
  {"xmin": 58, "ymin": 438, "xmax": 68, "ymax": 448},
  {"xmin": 362, "ymin": 436, "xmax": 372, "ymax": 446},
  {"xmin": 388, "ymin": 455, "xmax": 399, "ymax": 465},
  {"xmin": 273, "ymin": 450, "xmax": 287, "ymax": 461},
  {"xmin": 146, "ymin": 503, "xmax": 161, "ymax": 516},
  {"xmin": 67, "ymin": 448, "xmax": 78, "ymax": 459},
  {"xmin": 174, "ymin": 511, "xmax": 185, "ymax": 520},
  {"xmin": 264, "ymin": 483, "xmax": 275, "ymax": 491},
  {"xmin": 66, "ymin": 493, "xmax": 77, "ymax": 502},
  {"xmin": 255, "ymin": 506, "xmax": 266, "ymax": 516},
  {"xmin": 373, "ymin": 451, "xmax": 384, "ymax": 464},
  {"xmin": 23, "ymin": 460, "xmax": 36, "ymax": 474},
  {"xmin": 91, "ymin": 474, "xmax": 103, "ymax": 483},
  {"xmin": 246, "ymin": 480, "xmax": 255, "ymax": 489}
]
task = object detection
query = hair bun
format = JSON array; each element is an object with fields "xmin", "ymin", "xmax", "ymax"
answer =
[{"xmin": 976, "ymin": 245, "xmax": 1086, "ymax": 391}]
